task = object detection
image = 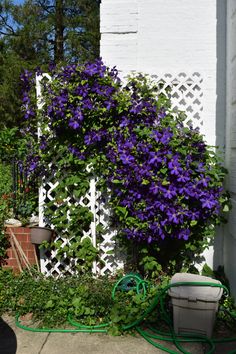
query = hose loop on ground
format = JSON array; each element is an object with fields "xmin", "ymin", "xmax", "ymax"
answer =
[{"xmin": 15, "ymin": 274, "xmax": 236, "ymax": 354}]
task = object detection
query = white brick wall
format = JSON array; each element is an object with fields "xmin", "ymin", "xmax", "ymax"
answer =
[
  {"xmin": 137, "ymin": 1, "xmax": 216, "ymax": 74},
  {"xmin": 101, "ymin": 0, "xmax": 218, "ymax": 144},
  {"xmin": 100, "ymin": 0, "xmax": 227, "ymax": 272},
  {"xmin": 101, "ymin": 0, "xmax": 138, "ymax": 74},
  {"xmin": 225, "ymin": 0, "xmax": 236, "ymax": 298},
  {"xmin": 101, "ymin": 1, "xmax": 138, "ymax": 33}
]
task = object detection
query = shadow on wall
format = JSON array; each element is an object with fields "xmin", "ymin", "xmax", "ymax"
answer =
[
  {"xmin": 0, "ymin": 318, "xmax": 17, "ymax": 354},
  {"xmin": 213, "ymin": 0, "xmax": 227, "ymax": 270}
]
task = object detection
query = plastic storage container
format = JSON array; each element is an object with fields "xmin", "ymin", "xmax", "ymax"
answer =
[{"xmin": 168, "ymin": 273, "xmax": 223, "ymax": 337}]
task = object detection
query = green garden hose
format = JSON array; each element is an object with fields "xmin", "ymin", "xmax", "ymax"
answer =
[
  {"xmin": 15, "ymin": 274, "xmax": 236, "ymax": 354},
  {"xmin": 111, "ymin": 273, "xmax": 149, "ymax": 300},
  {"xmin": 135, "ymin": 281, "xmax": 234, "ymax": 354},
  {"xmin": 68, "ymin": 274, "xmax": 153, "ymax": 331},
  {"xmin": 15, "ymin": 315, "xmax": 108, "ymax": 333},
  {"xmin": 67, "ymin": 314, "xmax": 110, "ymax": 330}
]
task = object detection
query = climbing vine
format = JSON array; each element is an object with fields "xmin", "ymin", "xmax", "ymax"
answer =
[{"xmin": 20, "ymin": 59, "xmax": 230, "ymax": 273}]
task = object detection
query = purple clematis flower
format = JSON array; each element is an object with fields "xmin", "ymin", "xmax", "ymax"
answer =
[
  {"xmin": 161, "ymin": 186, "xmax": 177, "ymax": 199},
  {"xmin": 177, "ymin": 171, "xmax": 190, "ymax": 183},
  {"xmin": 160, "ymin": 129, "xmax": 173, "ymax": 145},
  {"xmin": 119, "ymin": 117, "xmax": 130, "ymax": 128},
  {"xmin": 178, "ymin": 229, "xmax": 190, "ymax": 240},
  {"xmin": 166, "ymin": 209, "xmax": 181, "ymax": 224},
  {"xmin": 149, "ymin": 152, "xmax": 162, "ymax": 165},
  {"xmin": 200, "ymin": 194, "xmax": 217, "ymax": 209},
  {"xmin": 149, "ymin": 183, "xmax": 162, "ymax": 195},
  {"xmin": 120, "ymin": 153, "xmax": 135, "ymax": 165},
  {"xmin": 168, "ymin": 157, "xmax": 182, "ymax": 176},
  {"xmin": 69, "ymin": 118, "xmax": 80, "ymax": 130},
  {"xmin": 158, "ymin": 107, "xmax": 166, "ymax": 119},
  {"xmin": 197, "ymin": 174, "xmax": 210, "ymax": 187}
]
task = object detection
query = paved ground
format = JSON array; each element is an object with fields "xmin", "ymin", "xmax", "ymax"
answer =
[
  {"xmin": 0, "ymin": 315, "xmax": 204, "ymax": 354},
  {"xmin": 1, "ymin": 314, "xmax": 236, "ymax": 354}
]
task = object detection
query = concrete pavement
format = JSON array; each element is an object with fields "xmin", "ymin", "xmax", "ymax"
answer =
[
  {"xmin": 2, "ymin": 315, "xmax": 235, "ymax": 354},
  {"xmin": 0, "ymin": 315, "xmax": 204, "ymax": 354}
]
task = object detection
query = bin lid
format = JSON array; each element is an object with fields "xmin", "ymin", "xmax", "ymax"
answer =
[{"xmin": 168, "ymin": 273, "xmax": 223, "ymax": 302}]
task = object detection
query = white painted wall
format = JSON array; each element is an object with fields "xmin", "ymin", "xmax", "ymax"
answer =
[
  {"xmin": 225, "ymin": 0, "xmax": 236, "ymax": 298},
  {"xmin": 101, "ymin": 0, "xmax": 226, "ymax": 271},
  {"xmin": 101, "ymin": 0, "xmax": 221, "ymax": 145}
]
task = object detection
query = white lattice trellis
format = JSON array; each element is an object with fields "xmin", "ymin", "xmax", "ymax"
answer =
[
  {"xmin": 151, "ymin": 72, "xmax": 204, "ymax": 127},
  {"xmin": 39, "ymin": 172, "xmax": 124, "ymax": 276},
  {"xmin": 37, "ymin": 72, "xmax": 204, "ymax": 277}
]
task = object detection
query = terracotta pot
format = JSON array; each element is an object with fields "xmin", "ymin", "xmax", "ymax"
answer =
[{"xmin": 30, "ymin": 226, "xmax": 53, "ymax": 245}]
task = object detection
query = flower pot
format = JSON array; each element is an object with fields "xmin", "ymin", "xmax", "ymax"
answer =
[{"xmin": 30, "ymin": 226, "xmax": 53, "ymax": 245}]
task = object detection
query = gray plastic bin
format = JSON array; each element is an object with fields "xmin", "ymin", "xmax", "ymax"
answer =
[{"xmin": 168, "ymin": 273, "xmax": 223, "ymax": 337}]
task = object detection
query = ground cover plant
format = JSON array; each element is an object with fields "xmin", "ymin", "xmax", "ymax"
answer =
[
  {"xmin": 19, "ymin": 59, "xmax": 230, "ymax": 274},
  {"xmin": 0, "ymin": 267, "xmax": 235, "ymax": 339},
  {"xmin": 0, "ymin": 268, "xmax": 164, "ymax": 333},
  {"xmin": 0, "ymin": 268, "xmax": 113, "ymax": 328}
]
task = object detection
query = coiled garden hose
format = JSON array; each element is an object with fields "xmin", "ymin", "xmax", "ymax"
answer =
[
  {"xmin": 68, "ymin": 273, "xmax": 153, "ymax": 331},
  {"xmin": 135, "ymin": 280, "xmax": 235, "ymax": 354},
  {"xmin": 15, "ymin": 274, "xmax": 236, "ymax": 354}
]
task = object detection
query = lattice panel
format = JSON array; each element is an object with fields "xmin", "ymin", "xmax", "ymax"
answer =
[
  {"xmin": 40, "ymin": 169, "xmax": 94, "ymax": 275},
  {"xmin": 94, "ymin": 187, "xmax": 125, "ymax": 275},
  {"xmin": 151, "ymin": 72, "xmax": 204, "ymax": 128},
  {"xmin": 37, "ymin": 72, "xmax": 204, "ymax": 277},
  {"xmin": 39, "ymin": 166, "xmax": 123, "ymax": 276}
]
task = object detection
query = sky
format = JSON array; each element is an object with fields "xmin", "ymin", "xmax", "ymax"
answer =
[{"xmin": 12, "ymin": 0, "xmax": 25, "ymax": 4}]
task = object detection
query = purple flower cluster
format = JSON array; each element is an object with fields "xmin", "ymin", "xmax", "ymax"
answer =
[
  {"xmin": 20, "ymin": 70, "xmax": 36, "ymax": 120},
  {"xmin": 21, "ymin": 60, "xmax": 227, "ymax": 247},
  {"xmin": 107, "ymin": 138, "xmax": 218, "ymax": 242},
  {"xmin": 102, "ymin": 77, "xmax": 224, "ymax": 243},
  {"xmin": 44, "ymin": 59, "xmax": 120, "ymax": 142}
]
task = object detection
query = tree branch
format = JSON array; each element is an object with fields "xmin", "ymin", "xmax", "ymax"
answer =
[
  {"xmin": 0, "ymin": 30, "xmax": 18, "ymax": 36},
  {"xmin": 36, "ymin": 0, "xmax": 54, "ymax": 14},
  {"xmin": 0, "ymin": 14, "xmax": 16, "ymax": 35}
]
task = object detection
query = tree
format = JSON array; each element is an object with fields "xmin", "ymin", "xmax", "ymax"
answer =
[
  {"xmin": 0, "ymin": 0, "xmax": 100, "ymax": 128},
  {"xmin": 1, "ymin": 0, "xmax": 100, "ymax": 63},
  {"xmin": 0, "ymin": 49, "xmax": 23, "ymax": 128}
]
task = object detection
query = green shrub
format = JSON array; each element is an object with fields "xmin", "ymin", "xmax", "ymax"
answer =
[
  {"xmin": 0, "ymin": 163, "xmax": 12, "ymax": 197},
  {"xmin": 0, "ymin": 269, "xmax": 161, "ymax": 331}
]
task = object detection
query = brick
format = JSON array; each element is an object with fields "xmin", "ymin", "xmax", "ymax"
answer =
[
  {"xmin": 27, "ymin": 244, "xmax": 35, "ymax": 252},
  {"xmin": 6, "ymin": 227, "xmax": 20, "ymax": 234},
  {"xmin": 28, "ymin": 259, "xmax": 37, "ymax": 266},
  {"xmin": 26, "ymin": 234, "xmax": 32, "ymax": 243},
  {"xmin": 21, "ymin": 227, "xmax": 31, "ymax": 234},
  {"xmin": 19, "ymin": 242, "xmax": 31, "ymax": 251},
  {"xmin": 26, "ymin": 250, "xmax": 36, "ymax": 260},
  {"xmin": 6, "ymin": 259, "xmax": 18, "ymax": 268},
  {"xmin": 14, "ymin": 234, "xmax": 28, "ymax": 242},
  {"xmin": 6, "ymin": 226, "xmax": 30, "ymax": 235},
  {"xmin": 15, "ymin": 233, "xmax": 30, "ymax": 243},
  {"xmin": 6, "ymin": 249, "xmax": 13, "ymax": 258}
]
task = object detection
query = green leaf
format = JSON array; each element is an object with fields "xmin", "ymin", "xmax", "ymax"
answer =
[
  {"xmin": 112, "ymin": 179, "xmax": 121, "ymax": 184},
  {"xmin": 72, "ymin": 297, "xmax": 82, "ymax": 308},
  {"xmin": 223, "ymin": 205, "xmax": 230, "ymax": 212},
  {"xmin": 201, "ymin": 263, "xmax": 214, "ymax": 277},
  {"xmin": 190, "ymin": 220, "xmax": 198, "ymax": 227},
  {"xmin": 45, "ymin": 300, "xmax": 54, "ymax": 309},
  {"xmin": 115, "ymin": 206, "xmax": 128, "ymax": 217},
  {"xmin": 68, "ymin": 288, "xmax": 75, "ymax": 296},
  {"xmin": 106, "ymin": 250, "xmax": 114, "ymax": 255},
  {"xmin": 141, "ymin": 179, "xmax": 149, "ymax": 185}
]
